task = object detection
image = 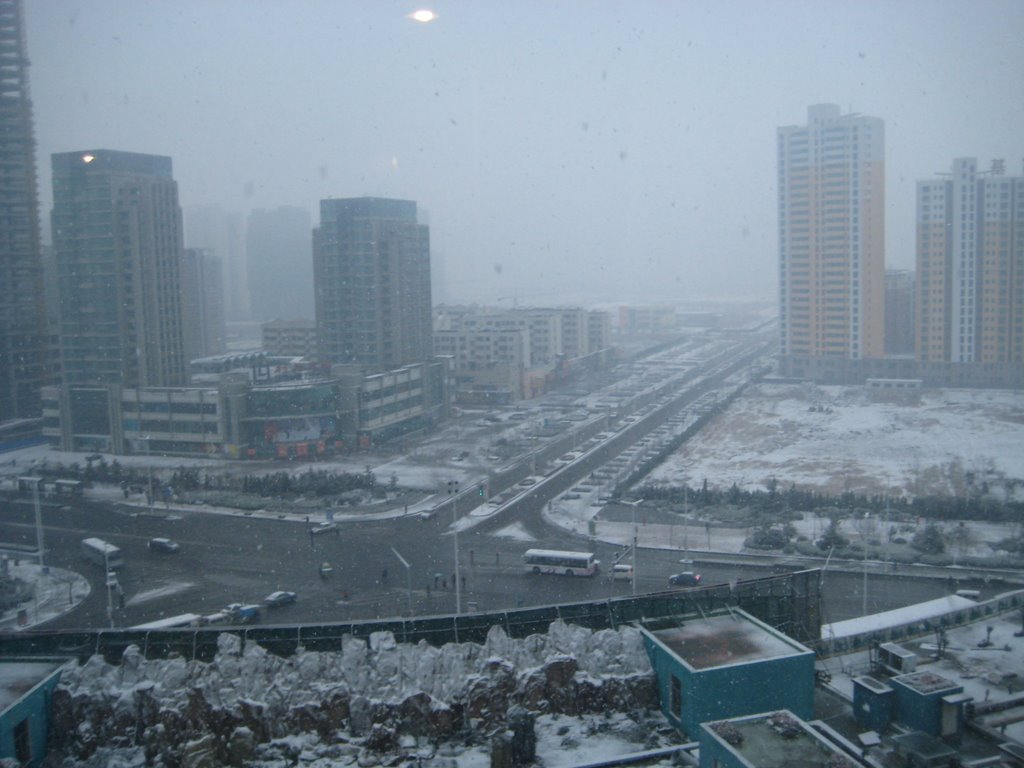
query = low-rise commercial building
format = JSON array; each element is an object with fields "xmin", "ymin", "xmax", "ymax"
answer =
[{"xmin": 41, "ymin": 357, "xmax": 451, "ymax": 458}]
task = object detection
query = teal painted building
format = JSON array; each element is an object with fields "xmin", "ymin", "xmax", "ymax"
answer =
[
  {"xmin": 0, "ymin": 659, "xmax": 66, "ymax": 768},
  {"xmin": 641, "ymin": 608, "xmax": 815, "ymax": 740},
  {"xmin": 698, "ymin": 710, "xmax": 858, "ymax": 768},
  {"xmin": 889, "ymin": 671, "xmax": 968, "ymax": 741}
]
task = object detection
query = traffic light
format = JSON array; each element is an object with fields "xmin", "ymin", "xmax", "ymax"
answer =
[{"xmin": 478, "ymin": 485, "xmax": 485, "ymax": 497}]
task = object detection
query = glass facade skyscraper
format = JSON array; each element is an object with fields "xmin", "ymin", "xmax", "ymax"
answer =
[
  {"xmin": 0, "ymin": 0, "xmax": 46, "ymax": 421},
  {"xmin": 51, "ymin": 150, "xmax": 187, "ymax": 388},
  {"xmin": 314, "ymin": 197, "xmax": 433, "ymax": 370}
]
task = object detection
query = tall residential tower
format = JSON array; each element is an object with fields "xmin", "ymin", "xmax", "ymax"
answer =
[
  {"xmin": 917, "ymin": 158, "xmax": 1024, "ymax": 365},
  {"xmin": 51, "ymin": 150, "xmax": 187, "ymax": 388},
  {"xmin": 314, "ymin": 197, "xmax": 432, "ymax": 369},
  {"xmin": 777, "ymin": 105, "xmax": 885, "ymax": 377},
  {"xmin": 0, "ymin": 0, "xmax": 46, "ymax": 421}
]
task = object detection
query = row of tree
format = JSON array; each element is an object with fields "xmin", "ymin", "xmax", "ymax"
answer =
[
  {"xmin": 639, "ymin": 481, "xmax": 1024, "ymax": 523},
  {"xmin": 27, "ymin": 458, "xmax": 380, "ymax": 500}
]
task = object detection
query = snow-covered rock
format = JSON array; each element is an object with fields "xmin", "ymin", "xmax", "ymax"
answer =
[{"xmin": 49, "ymin": 620, "xmax": 656, "ymax": 765}]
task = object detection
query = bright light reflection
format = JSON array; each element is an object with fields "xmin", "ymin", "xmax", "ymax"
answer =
[
  {"xmin": 409, "ymin": 9, "xmax": 437, "ymax": 23},
  {"xmin": 82, "ymin": 154, "xmax": 95, "ymax": 163}
]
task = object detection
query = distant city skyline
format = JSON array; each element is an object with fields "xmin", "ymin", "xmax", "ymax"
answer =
[{"xmin": 23, "ymin": 1, "xmax": 1024, "ymax": 306}]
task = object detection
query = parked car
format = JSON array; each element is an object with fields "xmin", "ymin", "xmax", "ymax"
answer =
[
  {"xmin": 668, "ymin": 571, "xmax": 702, "ymax": 588},
  {"xmin": 310, "ymin": 523, "xmax": 338, "ymax": 536},
  {"xmin": 264, "ymin": 590, "xmax": 297, "ymax": 607},
  {"xmin": 148, "ymin": 537, "xmax": 180, "ymax": 554}
]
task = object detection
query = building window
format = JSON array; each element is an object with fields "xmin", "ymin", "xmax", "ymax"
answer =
[
  {"xmin": 670, "ymin": 675, "xmax": 682, "ymax": 718},
  {"xmin": 14, "ymin": 718, "xmax": 31, "ymax": 763}
]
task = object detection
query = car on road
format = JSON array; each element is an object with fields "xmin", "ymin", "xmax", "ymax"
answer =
[
  {"xmin": 668, "ymin": 571, "xmax": 702, "ymax": 588},
  {"xmin": 518, "ymin": 478, "xmax": 537, "ymax": 487},
  {"xmin": 148, "ymin": 537, "xmax": 180, "ymax": 554},
  {"xmin": 199, "ymin": 611, "xmax": 231, "ymax": 626},
  {"xmin": 224, "ymin": 603, "xmax": 262, "ymax": 623},
  {"xmin": 612, "ymin": 563, "xmax": 633, "ymax": 581},
  {"xmin": 310, "ymin": 523, "xmax": 338, "ymax": 536},
  {"xmin": 264, "ymin": 590, "xmax": 297, "ymax": 607}
]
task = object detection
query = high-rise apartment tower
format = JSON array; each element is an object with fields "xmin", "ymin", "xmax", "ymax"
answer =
[
  {"xmin": 0, "ymin": 0, "xmax": 46, "ymax": 421},
  {"xmin": 917, "ymin": 158, "xmax": 1024, "ymax": 365},
  {"xmin": 246, "ymin": 206, "xmax": 312, "ymax": 322},
  {"xmin": 777, "ymin": 105, "xmax": 885, "ymax": 373},
  {"xmin": 52, "ymin": 150, "xmax": 187, "ymax": 387},
  {"xmin": 314, "ymin": 197, "xmax": 432, "ymax": 369}
]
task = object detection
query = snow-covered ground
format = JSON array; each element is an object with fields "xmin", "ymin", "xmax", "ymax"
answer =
[
  {"xmin": 0, "ymin": 562, "xmax": 90, "ymax": 632},
  {"xmin": 648, "ymin": 383, "xmax": 1024, "ymax": 499}
]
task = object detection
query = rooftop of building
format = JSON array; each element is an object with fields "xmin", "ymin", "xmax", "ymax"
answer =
[
  {"xmin": 704, "ymin": 710, "xmax": 852, "ymax": 768},
  {"xmin": 892, "ymin": 670, "xmax": 961, "ymax": 695},
  {"xmin": 643, "ymin": 608, "xmax": 810, "ymax": 671},
  {"xmin": 0, "ymin": 658, "xmax": 65, "ymax": 716}
]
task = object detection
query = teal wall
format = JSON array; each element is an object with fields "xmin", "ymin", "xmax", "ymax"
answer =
[
  {"xmin": 891, "ymin": 677, "xmax": 963, "ymax": 736},
  {"xmin": 643, "ymin": 633, "xmax": 814, "ymax": 740},
  {"xmin": 852, "ymin": 679, "xmax": 895, "ymax": 733},
  {"xmin": 698, "ymin": 727, "xmax": 747, "ymax": 768},
  {"xmin": 0, "ymin": 667, "xmax": 63, "ymax": 768}
]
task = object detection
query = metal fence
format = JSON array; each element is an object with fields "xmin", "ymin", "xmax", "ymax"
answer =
[
  {"xmin": 0, "ymin": 570, "xmax": 821, "ymax": 664},
  {"xmin": 812, "ymin": 588, "xmax": 1024, "ymax": 658}
]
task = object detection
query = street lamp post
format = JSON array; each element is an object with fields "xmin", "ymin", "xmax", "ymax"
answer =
[
  {"xmin": 391, "ymin": 546, "xmax": 413, "ymax": 617},
  {"xmin": 32, "ymin": 481, "xmax": 44, "ymax": 569},
  {"xmin": 143, "ymin": 436, "xmax": 154, "ymax": 513},
  {"xmin": 623, "ymin": 499, "xmax": 642, "ymax": 596},
  {"xmin": 105, "ymin": 548, "xmax": 114, "ymax": 629},
  {"xmin": 862, "ymin": 512, "xmax": 870, "ymax": 616},
  {"xmin": 448, "ymin": 480, "xmax": 461, "ymax": 614}
]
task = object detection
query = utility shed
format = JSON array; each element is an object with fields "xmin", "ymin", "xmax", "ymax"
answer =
[
  {"xmin": 889, "ymin": 671, "xmax": 968, "ymax": 741},
  {"xmin": 640, "ymin": 608, "xmax": 814, "ymax": 740},
  {"xmin": 852, "ymin": 675, "xmax": 895, "ymax": 734},
  {"xmin": 698, "ymin": 709, "xmax": 862, "ymax": 768},
  {"xmin": 0, "ymin": 659, "xmax": 66, "ymax": 768}
]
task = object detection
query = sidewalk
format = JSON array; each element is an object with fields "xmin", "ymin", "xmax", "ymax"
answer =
[{"xmin": 0, "ymin": 563, "xmax": 90, "ymax": 631}]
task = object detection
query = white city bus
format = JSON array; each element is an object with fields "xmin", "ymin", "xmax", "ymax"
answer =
[
  {"xmin": 131, "ymin": 613, "xmax": 202, "ymax": 630},
  {"xmin": 523, "ymin": 549, "xmax": 599, "ymax": 577}
]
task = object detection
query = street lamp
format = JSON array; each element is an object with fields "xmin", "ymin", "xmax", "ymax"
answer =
[
  {"xmin": 448, "ymin": 480, "xmax": 462, "ymax": 614},
  {"xmin": 143, "ymin": 435, "xmax": 154, "ymax": 513},
  {"xmin": 391, "ymin": 546, "xmax": 413, "ymax": 617},
  {"xmin": 623, "ymin": 499, "xmax": 642, "ymax": 596},
  {"xmin": 105, "ymin": 547, "xmax": 114, "ymax": 629},
  {"xmin": 32, "ymin": 481, "xmax": 45, "ymax": 569},
  {"xmin": 862, "ymin": 511, "xmax": 870, "ymax": 616}
]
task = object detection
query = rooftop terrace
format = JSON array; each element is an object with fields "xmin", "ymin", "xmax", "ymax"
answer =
[{"xmin": 649, "ymin": 611, "xmax": 808, "ymax": 670}]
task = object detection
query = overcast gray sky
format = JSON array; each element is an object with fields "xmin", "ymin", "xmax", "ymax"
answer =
[{"xmin": 25, "ymin": 0, "xmax": 1024, "ymax": 307}]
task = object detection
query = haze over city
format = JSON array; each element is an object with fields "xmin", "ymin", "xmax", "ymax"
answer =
[{"xmin": 24, "ymin": 0, "xmax": 1024, "ymax": 308}]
